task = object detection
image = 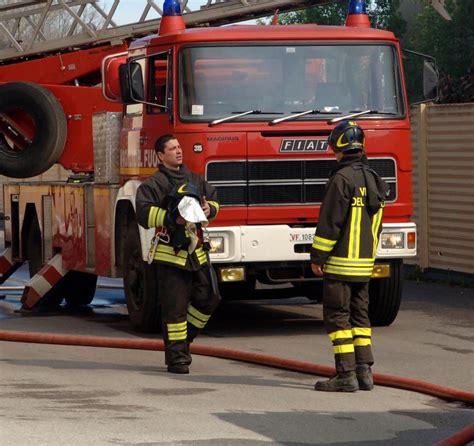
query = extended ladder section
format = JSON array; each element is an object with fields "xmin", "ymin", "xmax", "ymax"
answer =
[{"xmin": 0, "ymin": 0, "xmax": 329, "ymax": 63}]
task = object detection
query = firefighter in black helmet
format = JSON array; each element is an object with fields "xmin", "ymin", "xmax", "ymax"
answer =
[
  {"xmin": 311, "ymin": 120, "xmax": 388, "ymax": 392},
  {"xmin": 135, "ymin": 134, "xmax": 220, "ymax": 374}
]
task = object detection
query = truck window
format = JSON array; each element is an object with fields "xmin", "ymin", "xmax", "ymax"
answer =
[
  {"xmin": 179, "ymin": 44, "xmax": 404, "ymax": 121},
  {"xmin": 148, "ymin": 51, "xmax": 171, "ymax": 114}
]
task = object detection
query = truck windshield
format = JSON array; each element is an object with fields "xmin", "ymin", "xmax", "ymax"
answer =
[{"xmin": 179, "ymin": 44, "xmax": 404, "ymax": 122}]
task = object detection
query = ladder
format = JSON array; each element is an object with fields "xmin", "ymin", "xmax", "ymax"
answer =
[{"xmin": 0, "ymin": 0, "xmax": 329, "ymax": 63}]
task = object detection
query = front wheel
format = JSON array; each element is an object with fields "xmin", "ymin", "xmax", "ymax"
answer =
[
  {"xmin": 63, "ymin": 271, "xmax": 98, "ymax": 306},
  {"xmin": 122, "ymin": 221, "xmax": 161, "ymax": 332},
  {"xmin": 369, "ymin": 260, "xmax": 403, "ymax": 327}
]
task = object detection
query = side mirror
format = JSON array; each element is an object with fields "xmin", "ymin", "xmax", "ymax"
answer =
[
  {"xmin": 403, "ymin": 49, "xmax": 439, "ymax": 105},
  {"xmin": 118, "ymin": 61, "xmax": 145, "ymax": 104},
  {"xmin": 423, "ymin": 59, "xmax": 439, "ymax": 101},
  {"xmin": 129, "ymin": 61, "xmax": 145, "ymax": 102}
]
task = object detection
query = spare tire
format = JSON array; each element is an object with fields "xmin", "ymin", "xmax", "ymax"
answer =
[{"xmin": 0, "ymin": 81, "xmax": 67, "ymax": 178}]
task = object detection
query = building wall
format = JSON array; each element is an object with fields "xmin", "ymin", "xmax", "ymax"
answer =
[{"xmin": 410, "ymin": 103, "xmax": 474, "ymax": 274}]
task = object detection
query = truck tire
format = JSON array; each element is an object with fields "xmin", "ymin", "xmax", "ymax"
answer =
[
  {"xmin": 369, "ymin": 259, "xmax": 403, "ymax": 326},
  {"xmin": 122, "ymin": 221, "xmax": 161, "ymax": 332},
  {"xmin": 0, "ymin": 81, "xmax": 67, "ymax": 178},
  {"xmin": 63, "ymin": 271, "xmax": 98, "ymax": 306},
  {"xmin": 292, "ymin": 281, "xmax": 323, "ymax": 301},
  {"xmin": 219, "ymin": 277, "xmax": 256, "ymax": 299}
]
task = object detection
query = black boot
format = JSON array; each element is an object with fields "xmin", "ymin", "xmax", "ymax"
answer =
[
  {"xmin": 164, "ymin": 340, "xmax": 191, "ymax": 369},
  {"xmin": 356, "ymin": 364, "xmax": 374, "ymax": 390},
  {"xmin": 167, "ymin": 363, "xmax": 189, "ymax": 374},
  {"xmin": 314, "ymin": 371, "xmax": 359, "ymax": 392}
]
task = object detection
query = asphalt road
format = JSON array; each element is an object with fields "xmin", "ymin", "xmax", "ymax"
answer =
[{"xmin": 0, "ymin": 262, "xmax": 473, "ymax": 445}]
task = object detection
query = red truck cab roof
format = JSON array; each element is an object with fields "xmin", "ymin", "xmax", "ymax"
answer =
[{"xmin": 129, "ymin": 24, "xmax": 398, "ymax": 50}]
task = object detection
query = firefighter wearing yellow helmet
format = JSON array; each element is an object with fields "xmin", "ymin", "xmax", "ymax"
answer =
[{"xmin": 311, "ymin": 120, "xmax": 388, "ymax": 392}]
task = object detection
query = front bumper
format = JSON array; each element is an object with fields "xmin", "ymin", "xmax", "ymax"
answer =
[{"xmin": 207, "ymin": 223, "xmax": 416, "ymax": 263}]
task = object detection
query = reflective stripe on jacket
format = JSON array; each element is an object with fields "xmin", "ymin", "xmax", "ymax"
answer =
[
  {"xmin": 136, "ymin": 164, "xmax": 219, "ymax": 271},
  {"xmin": 310, "ymin": 159, "xmax": 384, "ymax": 282}
]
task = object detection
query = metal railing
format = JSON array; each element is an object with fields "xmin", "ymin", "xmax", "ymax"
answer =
[{"xmin": 0, "ymin": 0, "xmax": 328, "ymax": 62}]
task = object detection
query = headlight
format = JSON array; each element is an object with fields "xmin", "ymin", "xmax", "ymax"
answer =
[
  {"xmin": 209, "ymin": 236, "xmax": 225, "ymax": 254},
  {"xmin": 381, "ymin": 232, "xmax": 404, "ymax": 249}
]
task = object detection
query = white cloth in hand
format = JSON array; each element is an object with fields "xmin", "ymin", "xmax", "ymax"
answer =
[{"xmin": 177, "ymin": 196, "xmax": 208, "ymax": 224}]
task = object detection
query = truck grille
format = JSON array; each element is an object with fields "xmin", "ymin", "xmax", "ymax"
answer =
[{"xmin": 206, "ymin": 158, "xmax": 397, "ymax": 206}]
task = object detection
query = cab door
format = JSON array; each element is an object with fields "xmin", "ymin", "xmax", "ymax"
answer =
[{"xmin": 139, "ymin": 47, "xmax": 174, "ymax": 172}]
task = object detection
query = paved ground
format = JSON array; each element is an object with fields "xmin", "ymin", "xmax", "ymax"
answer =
[{"xmin": 0, "ymin": 261, "xmax": 473, "ymax": 445}]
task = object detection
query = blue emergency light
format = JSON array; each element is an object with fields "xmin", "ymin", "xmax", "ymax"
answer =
[
  {"xmin": 163, "ymin": 0, "xmax": 182, "ymax": 16},
  {"xmin": 348, "ymin": 0, "xmax": 367, "ymax": 14}
]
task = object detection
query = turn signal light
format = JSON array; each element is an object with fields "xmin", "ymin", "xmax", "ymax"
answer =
[{"xmin": 407, "ymin": 231, "xmax": 416, "ymax": 249}]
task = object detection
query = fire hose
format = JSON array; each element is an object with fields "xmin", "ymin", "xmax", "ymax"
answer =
[{"xmin": 0, "ymin": 330, "xmax": 472, "ymax": 445}]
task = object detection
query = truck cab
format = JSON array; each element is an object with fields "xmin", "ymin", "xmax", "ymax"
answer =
[{"xmin": 104, "ymin": 1, "xmax": 434, "ymax": 330}]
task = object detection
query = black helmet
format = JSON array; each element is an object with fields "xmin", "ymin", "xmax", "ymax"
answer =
[
  {"xmin": 164, "ymin": 182, "xmax": 202, "ymax": 248},
  {"xmin": 328, "ymin": 120, "xmax": 365, "ymax": 153},
  {"xmin": 165, "ymin": 182, "xmax": 201, "ymax": 214}
]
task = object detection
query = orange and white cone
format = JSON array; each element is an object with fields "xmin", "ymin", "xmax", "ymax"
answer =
[
  {"xmin": 21, "ymin": 254, "xmax": 68, "ymax": 309},
  {"xmin": 0, "ymin": 248, "xmax": 22, "ymax": 284}
]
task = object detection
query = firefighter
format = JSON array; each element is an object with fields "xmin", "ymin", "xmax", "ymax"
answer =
[
  {"xmin": 311, "ymin": 120, "xmax": 388, "ymax": 392},
  {"xmin": 136, "ymin": 134, "xmax": 220, "ymax": 374}
]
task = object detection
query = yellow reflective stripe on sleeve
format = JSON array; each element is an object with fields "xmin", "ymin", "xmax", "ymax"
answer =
[
  {"xmin": 353, "ymin": 338, "xmax": 372, "ymax": 347},
  {"xmin": 195, "ymin": 247, "xmax": 208, "ymax": 265},
  {"xmin": 312, "ymin": 235, "xmax": 337, "ymax": 252},
  {"xmin": 208, "ymin": 200, "xmax": 220, "ymax": 213},
  {"xmin": 333, "ymin": 344, "xmax": 355, "ymax": 354},
  {"xmin": 324, "ymin": 264, "xmax": 373, "ymax": 276},
  {"xmin": 348, "ymin": 206, "xmax": 362, "ymax": 259},
  {"xmin": 372, "ymin": 208, "xmax": 383, "ymax": 256},
  {"xmin": 156, "ymin": 208, "xmax": 166, "ymax": 227},
  {"xmin": 352, "ymin": 327, "xmax": 372, "ymax": 337},
  {"xmin": 148, "ymin": 206, "xmax": 167, "ymax": 228},
  {"xmin": 148, "ymin": 207, "xmax": 158, "ymax": 228},
  {"xmin": 328, "ymin": 330, "xmax": 353, "ymax": 341},
  {"xmin": 167, "ymin": 321, "xmax": 187, "ymax": 341}
]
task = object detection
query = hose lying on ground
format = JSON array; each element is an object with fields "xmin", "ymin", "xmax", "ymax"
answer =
[
  {"xmin": 0, "ymin": 330, "xmax": 472, "ymax": 405},
  {"xmin": 0, "ymin": 330, "xmax": 473, "ymax": 445}
]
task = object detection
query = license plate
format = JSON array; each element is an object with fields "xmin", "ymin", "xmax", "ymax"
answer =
[{"xmin": 289, "ymin": 232, "xmax": 314, "ymax": 243}]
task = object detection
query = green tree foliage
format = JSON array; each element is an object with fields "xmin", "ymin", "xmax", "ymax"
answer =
[
  {"xmin": 276, "ymin": 1, "xmax": 406, "ymax": 37},
  {"xmin": 276, "ymin": 3, "xmax": 346, "ymax": 26},
  {"xmin": 406, "ymin": 1, "xmax": 474, "ymax": 103}
]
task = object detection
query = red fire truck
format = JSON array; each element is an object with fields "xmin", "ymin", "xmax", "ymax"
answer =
[{"xmin": 0, "ymin": 0, "xmax": 438, "ymax": 331}]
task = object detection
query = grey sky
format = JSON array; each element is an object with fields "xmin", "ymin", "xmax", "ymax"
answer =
[{"xmin": 111, "ymin": 0, "xmax": 212, "ymax": 25}]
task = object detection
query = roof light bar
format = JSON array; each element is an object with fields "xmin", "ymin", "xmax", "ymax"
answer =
[
  {"xmin": 163, "ymin": 0, "xmax": 182, "ymax": 16},
  {"xmin": 160, "ymin": 0, "xmax": 185, "ymax": 35},
  {"xmin": 348, "ymin": 0, "xmax": 367, "ymax": 15},
  {"xmin": 346, "ymin": 0, "xmax": 370, "ymax": 27}
]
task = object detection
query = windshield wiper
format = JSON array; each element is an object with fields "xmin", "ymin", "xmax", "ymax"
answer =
[
  {"xmin": 328, "ymin": 109, "xmax": 398, "ymax": 124},
  {"xmin": 209, "ymin": 110, "xmax": 281, "ymax": 127},
  {"xmin": 269, "ymin": 109, "xmax": 341, "ymax": 126}
]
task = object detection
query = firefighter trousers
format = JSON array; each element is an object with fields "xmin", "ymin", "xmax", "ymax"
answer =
[
  {"xmin": 322, "ymin": 278, "xmax": 374, "ymax": 373},
  {"xmin": 157, "ymin": 263, "xmax": 221, "ymax": 366}
]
